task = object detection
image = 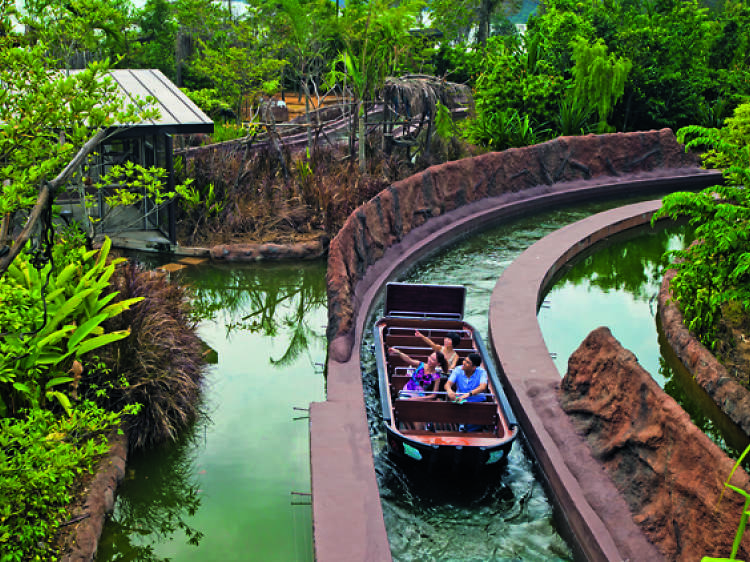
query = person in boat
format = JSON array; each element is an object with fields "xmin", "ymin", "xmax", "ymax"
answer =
[
  {"xmin": 445, "ymin": 352, "xmax": 488, "ymax": 403},
  {"xmin": 414, "ymin": 330, "xmax": 461, "ymax": 371},
  {"xmin": 388, "ymin": 347, "xmax": 448, "ymax": 399}
]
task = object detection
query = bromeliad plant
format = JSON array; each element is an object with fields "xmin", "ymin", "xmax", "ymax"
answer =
[{"xmin": 0, "ymin": 237, "xmax": 142, "ymax": 417}]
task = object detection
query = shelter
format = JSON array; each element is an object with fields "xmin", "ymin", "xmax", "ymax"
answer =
[{"xmin": 61, "ymin": 69, "xmax": 213, "ymax": 249}]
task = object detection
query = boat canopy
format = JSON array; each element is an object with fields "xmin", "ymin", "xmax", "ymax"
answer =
[{"xmin": 384, "ymin": 283, "xmax": 465, "ymax": 320}]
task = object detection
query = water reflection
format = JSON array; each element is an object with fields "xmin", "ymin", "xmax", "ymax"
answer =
[
  {"xmin": 98, "ymin": 429, "xmax": 205, "ymax": 561},
  {"xmin": 98, "ymin": 260, "xmax": 327, "ymax": 561},
  {"xmin": 188, "ymin": 262, "xmax": 327, "ymax": 365},
  {"xmin": 557, "ymin": 223, "xmax": 691, "ymax": 301},
  {"xmin": 539, "ymin": 223, "xmax": 749, "ymax": 460}
]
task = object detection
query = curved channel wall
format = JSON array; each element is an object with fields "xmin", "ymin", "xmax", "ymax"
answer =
[{"xmin": 312, "ymin": 129, "xmax": 722, "ymax": 561}]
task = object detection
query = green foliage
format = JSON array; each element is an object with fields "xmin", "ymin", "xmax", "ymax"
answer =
[
  {"xmin": 428, "ymin": 0, "xmax": 522, "ymax": 45},
  {"xmin": 653, "ymin": 103, "xmax": 750, "ymax": 349},
  {"xmin": 569, "ymin": 37, "xmax": 631, "ymax": 133},
  {"xmin": 702, "ymin": 443, "xmax": 750, "ymax": 561},
  {"xmin": 190, "ymin": 10, "xmax": 286, "ymax": 121},
  {"xmin": 463, "ymin": 108, "xmax": 543, "ymax": 151},
  {"xmin": 20, "ymin": 0, "xmax": 133, "ymax": 69},
  {"xmin": 679, "ymin": 102, "xmax": 750, "ymax": 188},
  {"xmin": 0, "ymin": 402, "xmax": 123, "ymax": 561},
  {"xmin": 182, "ymin": 87, "xmax": 233, "ymax": 120},
  {"xmin": 466, "ymin": 35, "xmax": 561, "ymax": 146},
  {"xmin": 0, "ymin": 238, "xmax": 142, "ymax": 417},
  {"xmin": 95, "ymin": 262, "xmax": 205, "ymax": 449},
  {"xmin": 555, "ymin": 93, "xmax": 595, "ymax": 136}
]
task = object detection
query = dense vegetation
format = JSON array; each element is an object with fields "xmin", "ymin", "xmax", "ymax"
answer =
[
  {"xmin": 1, "ymin": 0, "xmax": 750, "ymax": 558},
  {"xmin": 654, "ymin": 102, "xmax": 750, "ymax": 356}
]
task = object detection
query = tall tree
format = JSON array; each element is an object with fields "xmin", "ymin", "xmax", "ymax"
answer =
[
  {"xmin": 0, "ymin": 0, "xmax": 177, "ymax": 277},
  {"xmin": 21, "ymin": 0, "xmax": 134, "ymax": 69},
  {"xmin": 428, "ymin": 0, "xmax": 522, "ymax": 46}
]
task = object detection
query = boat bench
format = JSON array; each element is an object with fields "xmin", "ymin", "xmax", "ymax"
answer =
[
  {"xmin": 393, "ymin": 399, "xmax": 498, "ymax": 429},
  {"xmin": 384, "ymin": 334, "xmax": 474, "ymax": 352}
]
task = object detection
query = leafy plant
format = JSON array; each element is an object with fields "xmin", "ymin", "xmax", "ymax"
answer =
[
  {"xmin": 653, "ymin": 102, "xmax": 750, "ymax": 350},
  {"xmin": 0, "ymin": 237, "xmax": 142, "ymax": 416},
  {"xmin": 569, "ymin": 36, "xmax": 632, "ymax": 134},
  {"xmin": 702, "ymin": 443, "xmax": 750, "ymax": 561},
  {"xmin": 463, "ymin": 107, "xmax": 543, "ymax": 151},
  {"xmin": 93, "ymin": 262, "xmax": 205, "ymax": 450},
  {"xmin": 0, "ymin": 402, "xmax": 124, "ymax": 561}
]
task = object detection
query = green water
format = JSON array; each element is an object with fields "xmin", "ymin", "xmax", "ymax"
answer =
[
  {"xmin": 362, "ymin": 197, "xmax": 676, "ymax": 561},
  {"xmin": 537, "ymin": 223, "xmax": 750, "ymax": 458},
  {"xmin": 97, "ymin": 261, "xmax": 327, "ymax": 561},
  {"xmin": 96, "ymin": 191, "xmax": 744, "ymax": 561}
]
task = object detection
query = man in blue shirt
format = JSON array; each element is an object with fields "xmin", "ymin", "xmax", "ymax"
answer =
[{"xmin": 445, "ymin": 352, "xmax": 487, "ymax": 403}]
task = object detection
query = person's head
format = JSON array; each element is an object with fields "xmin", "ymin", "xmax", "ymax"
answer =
[
  {"xmin": 427, "ymin": 351, "xmax": 448, "ymax": 373},
  {"xmin": 444, "ymin": 332, "xmax": 460, "ymax": 349},
  {"xmin": 462, "ymin": 352, "xmax": 482, "ymax": 374}
]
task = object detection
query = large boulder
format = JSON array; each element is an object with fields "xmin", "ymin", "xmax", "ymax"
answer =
[{"xmin": 560, "ymin": 326, "xmax": 750, "ymax": 561}]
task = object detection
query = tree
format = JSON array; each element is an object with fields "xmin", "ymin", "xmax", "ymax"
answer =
[
  {"xmin": 428, "ymin": 0, "xmax": 522, "ymax": 46},
  {"xmin": 273, "ymin": 0, "xmax": 338, "ymax": 153},
  {"xmin": 21, "ymin": 0, "xmax": 134, "ymax": 69},
  {"xmin": 191, "ymin": 15, "xmax": 286, "ymax": 123},
  {"xmin": 569, "ymin": 37, "xmax": 631, "ymax": 133},
  {"xmin": 0, "ymin": 0, "xmax": 179, "ymax": 278},
  {"xmin": 328, "ymin": 0, "xmax": 425, "ymax": 170}
]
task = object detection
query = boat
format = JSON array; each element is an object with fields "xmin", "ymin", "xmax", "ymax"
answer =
[{"xmin": 373, "ymin": 282, "xmax": 519, "ymax": 476}]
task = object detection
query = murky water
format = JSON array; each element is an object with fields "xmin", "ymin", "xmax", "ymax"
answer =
[{"xmin": 97, "ymin": 261, "xmax": 327, "ymax": 561}]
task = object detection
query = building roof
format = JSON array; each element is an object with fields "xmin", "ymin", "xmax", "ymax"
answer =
[{"xmin": 106, "ymin": 68, "xmax": 213, "ymax": 136}]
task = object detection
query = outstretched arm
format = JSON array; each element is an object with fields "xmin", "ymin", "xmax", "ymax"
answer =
[
  {"xmin": 389, "ymin": 347, "xmax": 419, "ymax": 367},
  {"xmin": 415, "ymin": 330, "xmax": 440, "ymax": 352}
]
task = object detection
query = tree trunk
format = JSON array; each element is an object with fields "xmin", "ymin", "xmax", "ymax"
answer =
[
  {"xmin": 477, "ymin": 0, "xmax": 491, "ymax": 47},
  {"xmin": 358, "ymin": 102, "xmax": 366, "ymax": 173}
]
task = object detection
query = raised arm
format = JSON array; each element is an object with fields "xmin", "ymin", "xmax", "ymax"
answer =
[
  {"xmin": 388, "ymin": 347, "xmax": 420, "ymax": 367},
  {"xmin": 415, "ymin": 330, "xmax": 440, "ymax": 352}
]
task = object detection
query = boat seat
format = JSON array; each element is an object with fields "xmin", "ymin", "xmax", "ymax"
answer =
[{"xmin": 393, "ymin": 399, "xmax": 498, "ymax": 434}]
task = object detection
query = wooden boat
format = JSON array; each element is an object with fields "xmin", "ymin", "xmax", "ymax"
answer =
[{"xmin": 373, "ymin": 283, "xmax": 519, "ymax": 476}]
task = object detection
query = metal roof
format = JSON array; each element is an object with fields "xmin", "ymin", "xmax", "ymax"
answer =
[{"xmin": 105, "ymin": 69, "xmax": 214, "ymax": 135}]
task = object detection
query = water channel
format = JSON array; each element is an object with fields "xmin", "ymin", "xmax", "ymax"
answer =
[{"xmin": 97, "ymin": 192, "xmax": 744, "ymax": 560}]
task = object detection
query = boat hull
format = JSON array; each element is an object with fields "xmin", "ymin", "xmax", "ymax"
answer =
[{"xmin": 374, "ymin": 283, "xmax": 519, "ymax": 479}]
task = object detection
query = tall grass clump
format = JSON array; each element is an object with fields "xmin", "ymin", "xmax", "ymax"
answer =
[{"xmin": 89, "ymin": 262, "xmax": 205, "ymax": 450}]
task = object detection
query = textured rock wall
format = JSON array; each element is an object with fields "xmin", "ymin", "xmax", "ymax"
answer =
[
  {"xmin": 659, "ymin": 269, "xmax": 750, "ymax": 435},
  {"xmin": 327, "ymin": 129, "xmax": 699, "ymax": 360},
  {"xmin": 560, "ymin": 327, "xmax": 750, "ymax": 561},
  {"xmin": 58, "ymin": 431, "xmax": 128, "ymax": 562}
]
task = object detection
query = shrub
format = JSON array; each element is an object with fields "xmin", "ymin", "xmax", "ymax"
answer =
[{"xmin": 0, "ymin": 403, "xmax": 122, "ymax": 561}]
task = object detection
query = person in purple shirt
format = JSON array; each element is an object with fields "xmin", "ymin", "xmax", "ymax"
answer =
[{"xmin": 445, "ymin": 352, "xmax": 487, "ymax": 403}]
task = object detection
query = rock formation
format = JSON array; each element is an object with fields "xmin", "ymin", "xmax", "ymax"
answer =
[{"xmin": 560, "ymin": 326, "xmax": 750, "ymax": 561}]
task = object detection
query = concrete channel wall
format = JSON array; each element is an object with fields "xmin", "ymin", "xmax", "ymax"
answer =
[{"xmin": 312, "ymin": 129, "xmax": 723, "ymax": 561}]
